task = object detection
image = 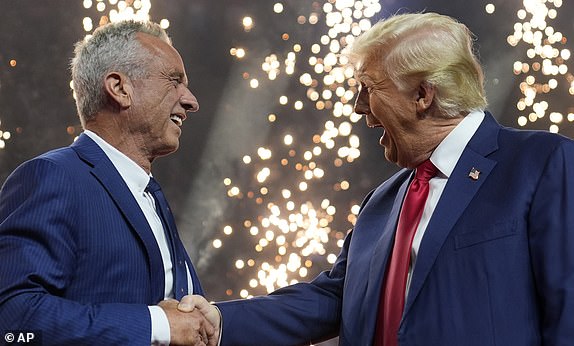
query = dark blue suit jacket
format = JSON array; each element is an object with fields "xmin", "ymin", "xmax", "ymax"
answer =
[
  {"xmin": 216, "ymin": 113, "xmax": 574, "ymax": 345},
  {"xmin": 0, "ymin": 134, "xmax": 203, "ymax": 345}
]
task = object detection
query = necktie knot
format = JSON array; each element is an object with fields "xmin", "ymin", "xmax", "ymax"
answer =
[{"xmin": 415, "ymin": 159, "xmax": 438, "ymax": 182}]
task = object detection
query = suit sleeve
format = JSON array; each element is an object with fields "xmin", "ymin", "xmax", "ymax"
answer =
[
  {"xmin": 528, "ymin": 139, "xmax": 574, "ymax": 344},
  {"xmin": 215, "ymin": 231, "xmax": 352, "ymax": 346},
  {"xmin": 215, "ymin": 189, "xmax": 379, "ymax": 346},
  {"xmin": 0, "ymin": 158, "xmax": 151, "ymax": 345}
]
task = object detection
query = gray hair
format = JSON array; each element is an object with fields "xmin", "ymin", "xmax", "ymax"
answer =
[
  {"xmin": 349, "ymin": 12, "xmax": 487, "ymax": 117},
  {"xmin": 71, "ymin": 20, "xmax": 171, "ymax": 125}
]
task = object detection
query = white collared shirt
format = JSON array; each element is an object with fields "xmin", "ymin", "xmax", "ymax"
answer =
[
  {"xmin": 84, "ymin": 130, "xmax": 192, "ymax": 345},
  {"xmin": 405, "ymin": 110, "xmax": 485, "ymax": 296}
]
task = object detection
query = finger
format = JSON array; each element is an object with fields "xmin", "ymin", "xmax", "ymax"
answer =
[
  {"xmin": 201, "ymin": 327, "xmax": 208, "ymax": 345},
  {"xmin": 203, "ymin": 318, "xmax": 215, "ymax": 336},
  {"xmin": 197, "ymin": 302, "xmax": 220, "ymax": 329},
  {"xmin": 207, "ymin": 336, "xmax": 219, "ymax": 346},
  {"xmin": 191, "ymin": 296, "xmax": 212, "ymax": 314},
  {"xmin": 195, "ymin": 325, "xmax": 209, "ymax": 346},
  {"xmin": 207, "ymin": 330, "xmax": 220, "ymax": 346},
  {"xmin": 178, "ymin": 297, "xmax": 196, "ymax": 312},
  {"xmin": 192, "ymin": 330, "xmax": 206, "ymax": 346},
  {"xmin": 158, "ymin": 298, "xmax": 178, "ymax": 308}
]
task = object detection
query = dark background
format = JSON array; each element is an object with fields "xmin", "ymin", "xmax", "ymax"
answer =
[{"xmin": 1, "ymin": 0, "xmax": 572, "ymax": 316}]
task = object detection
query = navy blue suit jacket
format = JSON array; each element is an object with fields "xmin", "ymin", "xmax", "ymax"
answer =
[
  {"xmin": 216, "ymin": 113, "xmax": 574, "ymax": 345},
  {"xmin": 0, "ymin": 134, "xmax": 203, "ymax": 345}
]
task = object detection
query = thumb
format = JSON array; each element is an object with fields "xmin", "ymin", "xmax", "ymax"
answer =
[
  {"xmin": 177, "ymin": 294, "xmax": 208, "ymax": 312},
  {"xmin": 177, "ymin": 295, "xmax": 196, "ymax": 312}
]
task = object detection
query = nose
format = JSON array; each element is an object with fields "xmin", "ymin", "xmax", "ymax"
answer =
[
  {"xmin": 353, "ymin": 87, "xmax": 369, "ymax": 115},
  {"xmin": 180, "ymin": 86, "xmax": 200, "ymax": 113}
]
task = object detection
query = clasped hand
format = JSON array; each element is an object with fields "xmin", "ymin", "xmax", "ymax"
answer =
[{"xmin": 159, "ymin": 296, "xmax": 221, "ymax": 346}]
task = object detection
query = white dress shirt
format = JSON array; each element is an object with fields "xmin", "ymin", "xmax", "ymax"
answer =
[
  {"xmin": 405, "ymin": 110, "xmax": 485, "ymax": 297},
  {"xmin": 84, "ymin": 130, "xmax": 193, "ymax": 345}
]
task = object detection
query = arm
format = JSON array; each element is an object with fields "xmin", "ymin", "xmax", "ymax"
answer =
[
  {"xmin": 528, "ymin": 139, "xmax": 574, "ymax": 343},
  {"xmin": 0, "ymin": 158, "xmax": 150, "ymax": 345},
  {"xmin": 207, "ymin": 190, "xmax": 383, "ymax": 346},
  {"xmin": 180, "ymin": 190, "xmax": 383, "ymax": 346},
  {"xmin": 209, "ymin": 232, "xmax": 352, "ymax": 346}
]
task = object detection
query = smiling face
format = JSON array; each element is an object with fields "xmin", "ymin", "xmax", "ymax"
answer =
[
  {"xmin": 354, "ymin": 56, "xmax": 461, "ymax": 168},
  {"xmin": 125, "ymin": 33, "xmax": 199, "ymax": 161},
  {"xmin": 354, "ymin": 58, "xmax": 424, "ymax": 168}
]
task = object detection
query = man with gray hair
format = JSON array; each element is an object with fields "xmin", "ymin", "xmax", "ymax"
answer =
[
  {"xmin": 181, "ymin": 12, "xmax": 574, "ymax": 345},
  {"xmin": 0, "ymin": 20, "xmax": 215, "ymax": 345}
]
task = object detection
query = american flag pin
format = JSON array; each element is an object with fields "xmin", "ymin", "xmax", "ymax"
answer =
[{"xmin": 468, "ymin": 167, "xmax": 480, "ymax": 180}]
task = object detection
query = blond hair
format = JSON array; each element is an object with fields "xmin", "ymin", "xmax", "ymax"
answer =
[{"xmin": 349, "ymin": 12, "xmax": 487, "ymax": 117}]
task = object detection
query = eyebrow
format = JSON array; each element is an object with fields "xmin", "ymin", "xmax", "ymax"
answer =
[
  {"xmin": 168, "ymin": 71, "xmax": 188, "ymax": 87},
  {"xmin": 358, "ymin": 74, "xmax": 374, "ymax": 84}
]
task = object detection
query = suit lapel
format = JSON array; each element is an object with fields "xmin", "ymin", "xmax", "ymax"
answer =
[
  {"xmin": 402, "ymin": 113, "xmax": 501, "ymax": 319},
  {"xmin": 348, "ymin": 170, "xmax": 411, "ymax": 339},
  {"xmin": 71, "ymin": 134, "xmax": 166, "ymax": 302},
  {"xmin": 366, "ymin": 174, "xmax": 411, "ymax": 294}
]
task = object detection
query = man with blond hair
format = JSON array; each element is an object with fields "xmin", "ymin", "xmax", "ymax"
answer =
[{"xmin": 180, "ymin": 12, "xmax": 574, "ymax": 346}]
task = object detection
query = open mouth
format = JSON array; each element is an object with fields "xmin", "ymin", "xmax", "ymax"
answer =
[{"xmin": 170, "ymin": 114, "xmax": 184, "ymax": 127}]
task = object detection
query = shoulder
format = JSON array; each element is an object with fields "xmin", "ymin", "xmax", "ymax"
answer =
[
  {"xmin": 1, "ymin": 147, "xmax": 82, "ymax": 201},
  {"xmin": 359, "ymin": 168, "xmax": 411, "ymax": 211},
  {"xmin": 499, "ymin": 126, "xmax": 573, "ymax": 149},
  {"xmin": 487, "ymin": 127, "xmax": 574, "ymax": 190}
]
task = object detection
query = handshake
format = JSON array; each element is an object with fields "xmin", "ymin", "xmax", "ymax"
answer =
[{"xmin": 159, "ymin": 295, "xmax": 220, "ymax": 346}]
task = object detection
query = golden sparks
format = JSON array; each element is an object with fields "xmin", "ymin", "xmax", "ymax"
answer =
[
  {"xmin": 507, "ymin": 0, "xmax": 572, "ymax": 132},
  {"xmin": 218, "ymin": 0, "xmax": 381, "ymax": 297}
]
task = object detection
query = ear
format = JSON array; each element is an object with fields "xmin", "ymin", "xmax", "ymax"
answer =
[
  {"xmin": 414, "ymin": 81, "xmax": 435, "ymax": 114},
  {"xmin": 103, "ymin": 72, "xmax": 133, "ymax": 109}
]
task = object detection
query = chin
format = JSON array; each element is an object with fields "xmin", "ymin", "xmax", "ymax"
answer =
[
  {"xmin": 160, "ymin": 141, "xmax": 179, "ymax": 156},
  {"xmin": 383, "ymin": 147, "xmax": 398, "ymax": 164},
  {"xmin": 388, "ymin": 154, "xmax": 414, "ymax": 169},
  {"xmin": 383, "ymin": 151, "xmax": 398, "ymax": 167}
]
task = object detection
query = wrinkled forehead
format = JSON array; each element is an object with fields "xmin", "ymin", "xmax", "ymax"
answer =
[
  {"xmin": 355, "ymin": 60, "xmax": 373, "ymax": 74},
  {"xmin": 354, "ymin": 53, "xmax": 387, "ymax": 82}
]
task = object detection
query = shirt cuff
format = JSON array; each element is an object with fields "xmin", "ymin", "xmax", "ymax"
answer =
[
  {"xmin": 214, "ymin": 304, "xmax": 223, "ymax": 346},
  {"xmin": 148, "ymin": 305, "xmax": 170, "ymax": 345}
]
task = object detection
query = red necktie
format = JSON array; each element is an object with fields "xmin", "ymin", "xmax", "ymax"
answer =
[{"xmin": 374, "ymin": 159, "xmax": 438, "ymax": 346}]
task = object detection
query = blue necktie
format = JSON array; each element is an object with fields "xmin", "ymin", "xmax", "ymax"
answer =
[{"xmin": 146, "ymin": 177, "xmax": 189, "ymax": 300}]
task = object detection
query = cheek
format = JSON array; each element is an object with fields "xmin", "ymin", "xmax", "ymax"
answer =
[
  {"xmin": 151, "ymin": 93, "xmax": 178, "ymax": 114},
  {"xmin": 162, "ymin": 90, "xmax": 181, "ymax": 108},
  {"xmin": 371, "ymin": 93, "xmax": 394, "ymax": 112}
]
